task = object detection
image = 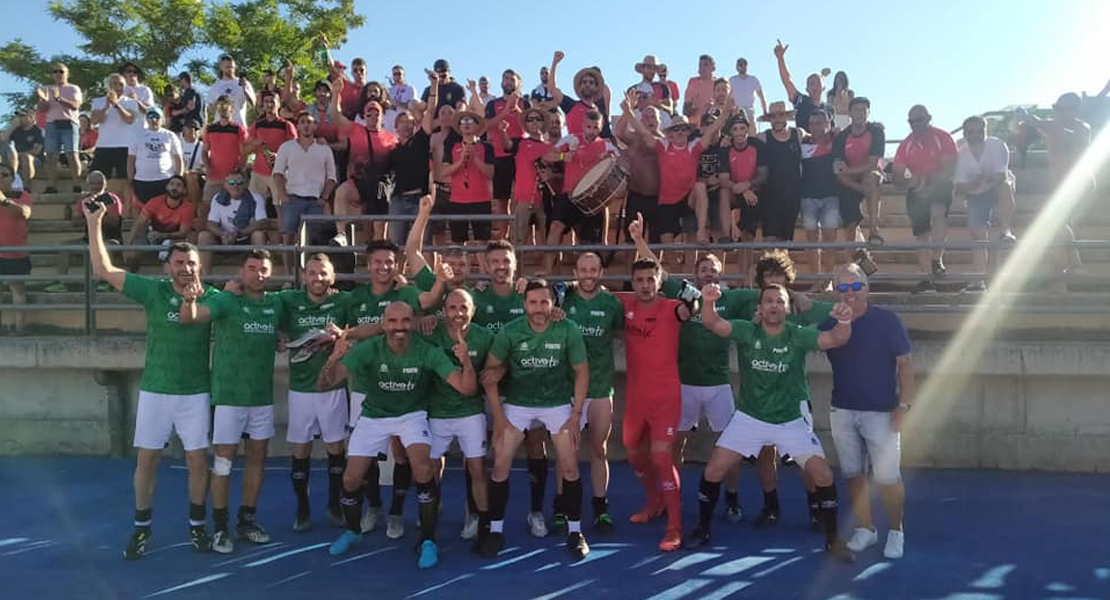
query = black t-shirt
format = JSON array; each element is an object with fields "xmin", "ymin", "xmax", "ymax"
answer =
[
  {"xmin": 759, "ymin": 128, "xmax": 803, "ymax": 191},
  {"xmin": 10, "ymin": 125, "xmax": 43, "ymax": 154},
  {"xmin": 390, "ymin": 129, "xmax": 431, "ymax": 194},
  {"xmin": 697, "ymin": 143, "xmax": 724, "ymax": 181},
  {"xmin": 422, "ymin": 80, "xmax": 467, "ymax": 111},
  {"xmin": 800, "ymin": 136, "xmax": 840, "ymax": 199},
  {"xmin": 790, "ymin": 92, "xmax": 832, "ymax": 132},
  {"xmin": 169, "ymin": 88, "xmax": 203, "ymax": 132}
]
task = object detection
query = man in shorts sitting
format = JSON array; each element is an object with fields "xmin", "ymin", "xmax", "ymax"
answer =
[{"xmin": 197, "ymin": 168, "xmax": 268, "ymax": 273}]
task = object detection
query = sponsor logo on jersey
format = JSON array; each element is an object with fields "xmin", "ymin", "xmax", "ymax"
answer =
[
  {"xmin": 772, "ymin": 346, "xmax": 788, "ymax": 354},
  {"xmin": 357, "ymin": 315, "xmax": 382, "ymax": 325},
  {"xmin": 626, "ymin": 311, "xmax": 634, "ymax": 319},
  {"xmin": 379, "ymin": 380, "xmax": 417, "ymax": 392},
  {"xmin": 518, "ymin": 342, "xmax": 529, "ymax": 351},
  {"xmin": 297, "ymin": 315, "xmax": 334, "ymax": 327},
  {"xmin": 519, "ymin": 356, "xmax": 559, "ymax": 368},
  {"xmin": 262, "ymin": 308, "xmax": 275, "ymax": 315},
  {"xmin": 569, "ymin": 307, "xmax": 577, "ymax": 315},
  {"xmin": 486, "ymin": 306, "xmax": 494, "ymax": 313},
  {"xmin": 379, "ymin": 365, "xmax": 389, "ymax": 372},
  {"xmin": 579, "ymin": 325, "xmax": 606, "ymax": 338},
  {"xmin": 243, "ymin": 322, "xmax": 276, "ymax": 334},
  {"xmin": 754, "ymin": 339, "xmax": 762, "ymax": 350},
  {"xmin": 168, "ymin": 297, "xmax": 179, "ymax": 307},
  {"xmin": 589, "ymin": 310, "xmax": 606, "ymax": 317},
  {"xmin": 165, "ymin": 311, "xmax": 181, "ymax": 323},
  {"xmin": 402, "ymin": 367, "xmax": 418, "ymax": 374},
  {"xmin": 509, "ymin": 308, "xmax": 523, "ymax": 315},
  {"xmin": 750, "ymin": 358, "xmax": 789, "ymax": 373},
  {"xmin": 543, "ymin": 343, "xmax": 562, "ymax": 350}
]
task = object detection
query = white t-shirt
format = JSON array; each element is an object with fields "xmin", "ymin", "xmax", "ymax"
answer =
[
  {"xmin": 955, "ymin": 136, "xmax": 1011, "ymax": 195},
  {"xmin": 91, "ymin": 96, "xmax": 140, "ymax": 148},
  {"xmin": 179, "ymin": 137, "xmax": 206, "ymax": 172},
  {"xmin": 206, "ymin": 190, "xmax": 267, "ymax": 233},
  {"xmin": 123, "ymin": 84, "xmax": 155, "ymax": 108},
  {"xmin": 389, "ymin": 84, "xmax": 415, "ymax": 107},
  {"xmin": 128, "ymin": 128, "xmax": 183, "ymax": 181},
  {"xmin": 206, "ymin": 78, "xmax": 255, "ymax": 125},
  {"xmin": 728, "ymin": 74, "xmax": 762, "ymax": 110}
]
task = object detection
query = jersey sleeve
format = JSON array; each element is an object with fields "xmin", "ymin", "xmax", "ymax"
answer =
[
  {"xmin": 887, "ymin": 311, "xmax": 913, "ymax": 356},
  {"xmin": 660, "ymin": 277, "xmax": 682, "ymax": 299},
  {"xmin": 559, "ymin": 96, "xmax": 576, "ymax": 116},
  {"xmin": 121, "ymin": 273, "xmax": 156, "ymax": 305},
  {"xmin": 204, "ymin": 291, "xmax": 237, "ymax": 321},
  {"xmin": 791, "ymin": 300, "xmax": 834, "ymax": 326},
  {"xmin": 831, "ymin": 130, "xmax": 847, "ymax": 160},
  {"xmin": 442, "ymin": 138, "xmax": 457, "ymax": 164},
  {"xmin": 480, "ymin": 142, "xmax": 495, "ymax": 164},
  {"xmin": 414, "ymin": 264, "xmax": 437, "ymax": 291},
  {"xmin": 720, "ymin": 288, "xmax": 758, "ymax": 319},
  {"xmin": 401, "ymin": 285, "xmax": 423, "ymax": 310},
  {"xmin": 565, "ymin": 322, "xmax": 588, "ymax": 365},
  {"xmin": 727, "ymin": 319, "xmax": 756, "ymax": 348},
  {"xmin": 425, "ymin": 344, "xmax": 460, "ymax": 381},
  {"xmin": 484, "ymin": 99, "xmax": 497, "ymax": 119},
  {"xmin": 610, "ymin": 294, "xmax": 625, "ymax": 330},
  {"xmin": 488, "ymin": 328, "xmax": 511, "ymax": 362},
  {"xmin": 792, "ymin": 323, "xmax": 821, "ymax": 352},
  {"xmin": 340, "ymin": 339, "xmax": 373, "ymax": 373}
]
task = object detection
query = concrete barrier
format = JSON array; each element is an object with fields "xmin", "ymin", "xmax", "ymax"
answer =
[{"xmin": 2, "ymin": 337, "xmax": 1109, "ymax": 472}]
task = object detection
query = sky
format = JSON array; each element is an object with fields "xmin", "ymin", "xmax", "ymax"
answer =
[{"xmin": 2, "ymin": 0, "xmax": 1108, "ymax": 140}]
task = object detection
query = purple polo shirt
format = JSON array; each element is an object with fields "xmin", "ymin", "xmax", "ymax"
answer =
[{"xmin": 819, "ymin": 305, "xmax": 911, "ymax": 412}]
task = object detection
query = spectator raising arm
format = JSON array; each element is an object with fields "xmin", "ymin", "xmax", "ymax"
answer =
[
  {"xmin": 774, "ymin": 39, "xmax": 799, "ymax": 101},
  {"xmin": 83, "ymin": 204, "xmax": 126, "ymax": 291}
]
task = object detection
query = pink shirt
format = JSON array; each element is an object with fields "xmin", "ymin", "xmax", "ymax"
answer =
[
  {"xmin": 683, "ymin": 77, "xmax": 714, "ymax": 124},
  {"xmin": 45, "ymin": 84, "xmax": 83, "ymax": 123}
]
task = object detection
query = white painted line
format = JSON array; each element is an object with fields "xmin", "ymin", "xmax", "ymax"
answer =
[
  {"xmin": 751, "ymin": 555, "xmax": 805, "ymax": 578},
  {"xmin": 243, "ymin": 543, "xmax": 329, "ymax": 567},
  {"xmin": 265, "ymin": 570, "xmax": 311, "ymax": 588},
  {"xmin": 651, "ymin": 552, "xmax": 722, "ymax": 575},
  {"xmin": 330, "ymin": 545, "xmax": 397, "ymax": 567},
  {"xmin": 630, "ymin": 555, "xmax": 665, "ymax": 569},
  {"xmin": 144, "ymin": 542, "xmax": 193, "ymax": 556},
  {"xmin": 212, "ymin": 542, "xmax": 285, "ymax": 567},
  {"xmin": 143, "ymin": 573, "xmax": 232, "ymax": 598},
  {"xmin": 481, "ymin": 548, "xmax": 546, "ymax": 570},
  {"xmin": 534, "ymin": 561, "xmax": 562, "ymax": 572},
  {"xmin": 853, "ymin": 561, "xmax": 891, "ymax": 581},
  {"xmin": 697, "ymin": 580, "xmax": 753, "ymax": 600},
  {"xmin": 970, "ymin": 564, "xmax": 1016, "ymax": 589},
  {"xmin": 407, "ymin": 574, "xmax": 475, "ymax": 598},
  {"xmin": 699, "ymin": 555, "xmax": 774, "ymax": 577},
  {"xmin": 641, "ymin": 578, "xmax": 713, "ymax": 600},
  {"xmin": 2, "ymin": 540, "xmax": 56, "ymax": 556},
  {"xmin": 525, "ymin": 578, "xmax": 596, "ymax": 600},
  {"xmin": 0, "ymin": 538, "xmax": 30, "ymax": 548},
  {"xmin": 568, "ymin": 549, "xmax": 618, "ymax": 567}
]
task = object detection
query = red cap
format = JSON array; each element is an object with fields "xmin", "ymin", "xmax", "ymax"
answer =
[{"xmin": 332, "ymin": 60, "xmax": 347, "ymax": 70}]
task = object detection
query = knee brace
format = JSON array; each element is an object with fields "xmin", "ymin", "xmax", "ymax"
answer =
[{"xmin": 212, "ymin": 455, "xmax": 233, "ymax": 477}]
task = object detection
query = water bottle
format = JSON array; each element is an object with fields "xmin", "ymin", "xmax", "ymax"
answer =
[
  {"xmin": 554, "ymin": 282, "xmax": 568, "ymax": 307},
  {"xmin": 678, "ymin": 279, "xmax": 701, "ymax": 302}
]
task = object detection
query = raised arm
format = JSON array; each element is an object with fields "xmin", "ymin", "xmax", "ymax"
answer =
[
  {"xmin": 816, "ymin": 302, "xmax": 853, "ymax": 350},
  {"xmin": 773, "ymin": 40, "xmax": 799, "ymax": 101},
  {"xmin": 331, "ymin": 78, "xmax": 352, "ymax": 131},
  {"xmin": 627, "ymin": 211, "xmax": 657, "ymax": 263},
  {"xmin": 83, "ymin": 205, "xmax": 126, "ymax": 291},
  {"xmin": 444, "ymin": 331, "xmax": 478, "ymax": 395},
  {"xmin": 178, "ymin": 278, "xmax": 213, "ymax": 324},
  {"xmin": 404, "ymin": 195, "xmax": 434, "ymax": 275},
  {"xmin": 418, "ymin": 263, "xmax": 451, "ymax": 310},
  {"xmin": 698, "ymin": 98, "xmax": 734, "ymax": 149},
  {"xmin": 621, "ymin": 90, "xmax": 659, "ymax": 148},
  {"xmin": 547, "ymin": 51, "xmax": 566, "ymax": 108},
  {"xmin": 699, "ymin": 283, "xmax": 733, "ymax": 338}
]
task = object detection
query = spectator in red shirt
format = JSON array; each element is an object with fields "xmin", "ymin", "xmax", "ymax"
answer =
[
  {"xmin": 484, "ymin": 69, "xmax": 531, "ymax": 241},
  {"xmin": 441, "ymin": 110, "xmax": 495, "ymax": 245},
  {"xmin": 683, "ymin": 55, "xmax": 717, "ymax": 126},
  {"xmin": 833, "ymin": 97, "xmax": 886, "ymax": 245},
  {"xmin": 719, "ymin": 116, "xmax": 769, "ymax": 286},
  {"xmin": 45, "ymin": 170, "xmax": 124, "ymax": 292},
  {"xmin": 245, "ymin": 92, "xmax": 296, "ymax": 207},
  {"xmin": 656, "ymin": 63, "xmax": 680, "ymax": 112},
  {"xmin": 125, "ymin": 175, "xmax": 196, "ymax": 271},
  {"xmin": 202, "ymin": 96, "xmax": 248, "ymax": 221},
  {"xmin": 78, "ymin": 114, "xmax": 97, "ymax": 169},
  {"xmin": 892, "ymin": 104, "xmax": 957, "ymax": 292},
  {"xmin": 548, "ymin": 51, "xmax": 613, "ymax": 139},
  {"xmin": 499, "ymin": 107, "xmax": 552, "ymax": 246},
  {"xmin": 332, "ymin": 78, "xmax": 399, "ymax": 241},
  {"xmin": 0, "ymin": 163, "xmax": 33, "ymax": 333}
]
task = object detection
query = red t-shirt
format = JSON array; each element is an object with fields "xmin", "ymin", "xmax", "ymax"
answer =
[
  {"xmin": 485, "ymin": 97, "xmax": 529, "ymax": 157},
  {"xmin": 340, "ymin": 78, "xmax": 363, "ymax": 117},
  {"xmin": 204, "ymin": 121, "xmax": 248, "ymax": 181},
  {"xmin": 664, "ymin": 81, "xmax": 680, "ymax": 104},
  {"xmin": 346, "ymin": 125, "xmax": 398, "ymax": 177},
  {"xmin": 565, "ymin": 100, "xmax": 601, "ymax": 137},
  {"xmin": 512, "ymin": 137, "xmax": 553, "ymax": 204},
  {"xmin": 445, "ymin": 139, "xmax": 494, "ymax": 204},
  {"xmin": 893, "ymin": 126, "xmax": 957, "ymax": 177},
  {"xmin": 617, "ymin": 294, "xmax": 683, "ymax": 406},
  {"xmin": 726, "ymin": 143, "xmax": 759, "ymax": 182},
  {"xmin": 655, "ymin": 140, "xmax": 704, "ymax": 205},
  {"xmin": 142, "ymin": 195, "xmax": 195, "ymax": 233},
  {"xmin": 0, "ymin": 192, "xmax": 34, "ymax": 258},
  {"xmin": 556, "ymin": 134, "xmax": 613, "ymax": 195},
  {"xmin": 249, "ymin": 117, "xmax": 296, "ymax": 176},
  {"xmin": 80, "ymin": 130, "xmax": 98, "ymax": 151}
]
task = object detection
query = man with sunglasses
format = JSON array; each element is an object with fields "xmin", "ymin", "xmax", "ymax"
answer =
[
  {"xmin": 421, "ymin": 59, "xmax": 467, "ymax": 112},
  {"xmin": 128, "ymin": 107, "xmax": 184, "ymax": 212},
  {"xmin": 484, "ymin": 70, "xmax": 532, "ymax": 240},
  {"xmin": 892, "ymin": 105, "xmax": 957, "ymax": 292},
  {"xmin": 37, "ymin": 63, "xmax": 83, "ymax": 193},
  {"xmin": 389, "ymin": 65, "xmax": 415, "ymax": 110},
  {"xmin": 729, "ymin": 58, "xmax": 767, "ymax": 130},
  {"xmin": 197, "ymin": 168, "xmax": 269, "ymax": 273},
  {"xmin": 549, "ymin": 51, "xmax": 613, "ymax": 138},
  {"xmin": 819, "ymin": 263, "xmax": 914, "ymax": 560}
]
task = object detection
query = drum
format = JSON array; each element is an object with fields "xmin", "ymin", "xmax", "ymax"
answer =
[{"xmin": 570, "ymin": 156, "xmax": 628, "ymax": 216}]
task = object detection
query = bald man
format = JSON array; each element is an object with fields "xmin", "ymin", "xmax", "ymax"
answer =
[{"xmin": 320, "ymin": 301, "xmax": 477, "ymax": 569}]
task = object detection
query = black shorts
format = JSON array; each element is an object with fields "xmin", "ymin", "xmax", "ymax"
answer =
[
  {"xmin": 90, "ymin": 147, "xmax": 129, "ymax": 180},
  {"xmin": 493, "ymin": 156, "xmax": 516, "ymax": 199},
  {"xmin": 654, "ymin": 201, "xmax": 687, "ymax": 237},
  {"xmin": 838, "ymin": 187, "xmax": 864, "ymax": 227},
  {"xmin": 907, "ymin": 183, "xmax": 953, "ymax": 237},
  {"xmin": 735, "ymin": 196, "xmax": 761, "ymax": 236},
  {"xmin": 551, "ymin": 195, "xmax": 604, "ymax": 243},
  {"xmin": 623, "ymin": 190, "xmax": 659, "ymax": 242},
  {"xmin": 447, "ymin": 201, "xmax": 492, "ymax": 243},
  {"xmin": 133, "ymin": 179, "xmax": 171, "ymax": 205},
  {"xmin": 0, "ymin": 256, "xmax": 32, "ymax": 276},
  {"xmin": 760, "ymin": 189, "xmax": 800, "ymax": 241}
]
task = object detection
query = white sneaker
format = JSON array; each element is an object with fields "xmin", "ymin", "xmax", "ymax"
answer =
[
  {"xmin": 385, "ymin": 515, "xmax": 405, "ymax": 540},
  {"xmin": 360, "ymin": 506, "xmax": 382, "ymax": 533},
  {"xmin": 883, "ymin": 529, "xmax": 904, "ymax": 559},
  {"xmin": 527, "ymin": 511, "xmax": 548, "ymax": 538},
  {"xmin": 211, "ymin": 530, "xmax": 234, "ymax": 554},
  {"xmin": 846, "ymin": 527, "xmax": 878, "ymax": 552},
  {"xmin": 461, "ymin": 514, "xmax": 480, "ymax": 540},
  {"xmin": 331, "ymin": 233, "xmax": 348, "ymax": 247}
]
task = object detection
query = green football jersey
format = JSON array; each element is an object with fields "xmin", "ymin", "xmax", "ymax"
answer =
[
  {"xmin": 562, "ymin": 289, "xmax": 623, "ymax": 398},
  {"xmin": 422, "ymin": 323, "xmax": 493, "ymax": 419},
  {"xmin": 207, "ymin": 291, "xmax": 285, "ymax": 407},
  {"xmin": 662, "ymin": 278, "xmax": 754, "ymax": 387},
  {"xmin": 121, "ymin": 274, "xmax": 216, "ymax": 395},
  {"xmin": 342, "ymin": 335, "xmax": 459, "ymax": 418},
  {"xmin": 345, "ymin": 283, "xmax": 422, "ymax": 327},
  {"xmin": 489, "ymin": 318, "xmax": 588, "ymax": 408},
  {"xmin": 729, "ymin": 320, "xmax": 821, "ymax": 424},
  {"xmin": 278, "ymin": 289, "xmax": 349, "ymax": 393},
  {"xmin": 470, "ymin": 285, "xmax": 524, "ymax": 332}
]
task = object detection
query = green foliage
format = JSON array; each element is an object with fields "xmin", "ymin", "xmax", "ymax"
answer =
[{"xmin": 0, "ymin": 0, "xmax": 363, "ymax": 118}]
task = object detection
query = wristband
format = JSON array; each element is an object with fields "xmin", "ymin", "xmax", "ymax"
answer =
[
  {"xmin": 836, "ymin": 319, "xmax": 851, "ymax": 325},
  {"xmin": 898, "ymin": 403, "xmax": 912, "ymax": 411}
]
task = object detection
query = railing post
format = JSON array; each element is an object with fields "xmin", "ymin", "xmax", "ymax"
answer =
[
  {"xmin": 296, "ymin": 218, "xmax": 306, "ymax": 288},
  {"xmin": 84, "ymin": 253, "xmax": 95, "ymax": 337}
]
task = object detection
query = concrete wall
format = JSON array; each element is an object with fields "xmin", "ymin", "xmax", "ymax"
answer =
[{"xmin": 2, "ymin": 337, "xmax": 1109, "ymax": 472}]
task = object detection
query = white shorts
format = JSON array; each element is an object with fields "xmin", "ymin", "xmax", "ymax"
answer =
[
  {"xmin": 287, "ymin": 389, "xmax": 349, "ymax": 445},
  {"xmin": 504, "ymin": 403, "xmax": 573, "ymax": 435},
  {"xmin": 716, "ymin": 409, "xmax": 826, "ymax": 468},
  {"xmin": 348, "ymin": 411, "xmax": 431, "ymax": 458},
  {"xmin": 133, "ymin": 391, "xmax": 211, "ymax": 452},
  {"xmin": 349, "ymin": 392, "xmax": 365, "ymax": 429},
  {"xmin": 830, "ymin": 407, "xmax": 902, "ymax": 485},
  {"xmin": 577, "ymin": 397, "xmax": 612, "ymax": 430},
  {"xmin": 212, "ymin": 405, "xmax": 276, "ymax": 445},
  {"xmin": 679, "ymin": 384, "xmax": 735, "ymax": 432},
  {"xmin": 430, "ymin": 413, "xmax": 488, "ymax": 459}
]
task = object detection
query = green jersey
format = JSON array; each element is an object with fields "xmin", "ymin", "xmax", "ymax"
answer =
[
  {"xmin": 489, "ymin": 317, "xmax": 588, "ymax": 408},
  {"xmin": 662, "ymin": 278, "xmax": 753, "ymax": 387},
  {"xmin": 422, "ymin": 323, "xmax": 493, "ymax": 419},
  {"xmin": 729, "ymin": 320, "xmax": 821, "ymax": 424},
  {"xmin": 278, "ymin": 289, "xmax": 350, "ymax": 393},
  {"xmin": 345, "ymin": 283, "xmax": 422, "ymax": 327},
  {"xmin": 470, "ymin": 285, "xmax": 524, "ymax": 332},
  {"xmin": 341, "ymin": 335, "xmax": 459, "ymax": 418},
  {"xmin": 562, "ymin": 289, "xmax": 624, "ymax": 398},
  {"xmin": 121, "ymin": 274, "xmax": 217, "ymax": 395},
  {"xmin": 730, "ymin": 294, "xmax": 835, "ymax": 327},
  {"xmin": 207, "ymin": 291, "xmax": 286, "ymax": 407}
]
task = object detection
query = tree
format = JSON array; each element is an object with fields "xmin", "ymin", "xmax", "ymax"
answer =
[{"xmin": 0, "ymin": 0, "xmax": 363, "ymax": 119}]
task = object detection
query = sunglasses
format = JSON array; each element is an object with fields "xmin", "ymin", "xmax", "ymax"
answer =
[
  {"xmin": 226, "ymin": 180, "xmax": 245, "ymax": 185},
  {"xmin": 836, "ymin": 282, "xmax": 866, "ymax": 292},
  {"xmin": 146, "ymin": 114, "xmax": 160, "ymax": 119},
  {"xmin": 459, "ymin": 116, "xmax": 477, "ymax": 124}
]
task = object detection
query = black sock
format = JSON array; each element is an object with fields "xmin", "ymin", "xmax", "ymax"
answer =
[
  {"xmin": 562, "ymin": 479, "xmax": 583, "ymax": 524},
  {"xmin": 237, "ymin": 505, "xmax": 256, "ymax": 526},
  {"xmin": 364, "ymin": 461, "xmax": 382, "ymax": 507},
  {"xmin": 213, "ymin": 507, "xmax": 229, "ymax": 533},
  {"xmin": 478, "ymin": 510, "xmax": 490, "ymax": 535},
  {"xmin": 697, "ymin": 477, "xmax": 721, "ymax": 533},
  {"xmin": 725, "ymin": 490, "xmax": 739, "ymax": 510},
  {"xmin": 807, "ymin": 490, "xmax": 819, "ymax": 515},
  {"xmin": 390, "ymin": 462, "xmax": 412, "ymax": 516},
  {"xmin": 327, "ymin": 453, "xmax": 345, "ymax": 513},
  {"xmin": 488, "ymin": 478, "xmax": 510, "ymax": 522},
  {"xmin": 340, "ymin": 486, "xmax": 362, "ymax": 533},
  {"xmin": 553, "ymin": 492, "xmax": 565, "ymax": 516},
  {"xmin": 464, "ymin": 468, "xmax": 479, "ymax": 516},
  {"xmin": 291, "ymin": 457, "xmax": 311, "ymax": 517},
  {"xmin": 188, "ymin": 503, "xmax": 205, "ymax": 527},
  {"xmin": 763, "ymin": 489, "xmax": 780, "ymax": 514},
  {"xmin": 591, "ymin": 496, "xmax": 609, "ymax": 518},
  {"xmin": 527, "ymin": 459, "xmax": 547, "ymax": 513},
  {"xmin": 415, "ymin": 480, "xmax": 438, "ymax": 542},
  {"xmin": 815, "ymin": 485, "xmax": 839, "ymax": 546},
  {"xmin": 134, "ymin": 508, "xmax": 153, "ymax": 530}
]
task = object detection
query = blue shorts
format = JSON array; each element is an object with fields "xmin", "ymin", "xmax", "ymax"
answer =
[
  {"xmin": 801, "ymin": 196, "xmax": 841, "ymax": 230},
  {"xmin": 44, "ymin": 120, "xmax": 78, "ymax": 153},
  {"xmin": 280, "ymin": 194, "xmax": 324, "ymax": 234},
  {"xmin": 966, "ymin": 188, "xmax": 998, "ymax": 229}
]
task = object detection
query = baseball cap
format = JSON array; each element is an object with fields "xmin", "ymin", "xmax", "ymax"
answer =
[
  {"xmin": 332, "ymin": 60, "xmax": 347, "ymax": 70},
  {"xmin": 146, "ymin": 106, "xmax": 163, "ymax": 119},
  {"xmin": 183, "ymin": 118, "xmax": 202, "ymax": 130},
  {"xmin": 433, "ymin": 59, "xmax": 450, "ymax": 72}
]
